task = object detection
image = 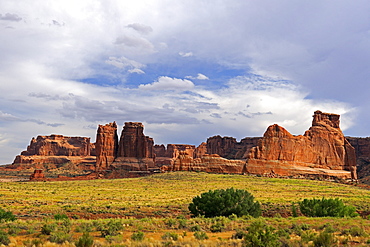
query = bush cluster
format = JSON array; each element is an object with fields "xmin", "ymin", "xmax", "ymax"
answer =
[
  {"xmin": 298, "ymin": 197, "xmax": 358, "ymax": 217},
  {"xmin": 188, "ymin": 188, "xmax": 261, "ymax": 218}
]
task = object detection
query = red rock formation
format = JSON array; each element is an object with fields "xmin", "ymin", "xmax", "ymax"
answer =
[
  {"xmin": 205, "ymin": 135, "xmax": 261, "ymax": 159},
  {"xmin": 111, "ymin": 122, "xmax": 155, "ymax": 172},
  {"xmin": 163, "ymin": 152, "xmax": 246, "ymax": 174},
  {"xmin": 153, "ymin": 144, "xmax": 166, "ymax": 157},
  {"xmin": 194, "ymin": 142, "xmax": 207, "ymax": 158},
  {"xmin": 12, "ymin": 135, "xmax": 96, "ymax": 169},
  {"xmin": 247, "ymin": 111, "xmax": 357, "ymax": 180},
  {"xmin": 346, "ymin": 137, "xmax": 370, "ymax": 181},
  {"xmin": 118, "ymin": 122, "xmax": 154, "ymax": 158},
  {"xmin": 95, "ymin": 122, "xmax": 118, "ymax": 170},
  {"xmin": 30, "ymin": 169, "xmax": 45, "ymax": 180},
  {"xmin": 21, "ymin": 135, "xmax": 91, "ymax": 156},
  {"xmin": 206, "ymin": 136, "xmax": 236, "ymax": 157}
]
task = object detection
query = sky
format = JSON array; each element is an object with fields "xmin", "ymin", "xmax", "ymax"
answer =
[{"xmin": 1, "ymin": 0, "xmax": 370, "ymax": 164}]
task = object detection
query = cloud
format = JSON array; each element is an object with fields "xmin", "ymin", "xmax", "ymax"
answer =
[
  {"xmin": 179, "ymin": 52, "xmax": 193, "ymax": 57},
  {"xmin": 105, "ymin": 56, "xmax": 145, "ymax": 74},
  {"xmin": 186, "ymin": 73, "xmax": 209, "ymax": 80},
  {"xmin": 114, "ymin": 35, "xmax": 155, "ymax": 51},
  {"xmin": 0, "ymin": 13, "xmax": 22, "ymax": 22},
  {"xmin": 127, "ymin": 23, "xmax": 153, "ymax": 35},
  {"xmin": 139, "ymin": 76, "xmax": 195, "ymax": 91}
]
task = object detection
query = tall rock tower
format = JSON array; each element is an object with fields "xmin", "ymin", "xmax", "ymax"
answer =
[{"xmin": 95, "ymin": 122, "xmax": 119, "ymax": 170}]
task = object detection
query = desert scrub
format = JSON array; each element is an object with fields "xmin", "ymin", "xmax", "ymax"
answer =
[
  {"xmin": 0, "ymin": 230, "xmax": 10, "ymax": 245},
  {"xmin": 243, "ymin": 219, "xmax": 281, "ymax": 247},
  {"xmin": 194, "ymin": 231, "xmax": 209, "ymax": 240},
  {"xmin": 97, "ymin": 219, "xmax": 124, "ymax": 237},
  {"xmin": 189, "ymin": 188, "xmax": 261, "ymax": 218},
  {"xmin": 0, "ymin": 207, "xmax": 16, "ymax": 222},
  {"xmin": 298, "ymin": 197, "xmax": 358, "ymax": 217},
  {"xmin": 131, "ymin": 231, "xmax": 145, "ymax": 241}
]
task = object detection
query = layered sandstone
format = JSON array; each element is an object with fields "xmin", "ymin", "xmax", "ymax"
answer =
[
  {"xmin": 206, "ymin": 136, "xmax": 261, "ymax": 159},
  {"xmin": 13, "ymin": 135, "xmax": 96, "ymax": 168},
  {"xmin": 162, "ymin": 152, "xmax": 245, "ymax": 174},
  {"xmin": 21, "ymin": 135, "xmax": 91, "ymax": 156},
  {"xmin": 111, "ymin": 122, "xmax": 155, "ymax": 171},
  {"xmin": 30, "ymin": 169, "xmax": 45, "ymax": 180},
  {"xmin": 95, "ymin": 122, "xmax": 118, "ymax": 170},
  {"xmin": 118, "ymin": 122, "xmax": 154, "ymax": 158},
  {"xmin": 347, "ymin": 137, "xmax": 370, "ymax": 180},
  {"xmin": 247, "ymin": 111, "xmax": 357, "ymax": 180}
]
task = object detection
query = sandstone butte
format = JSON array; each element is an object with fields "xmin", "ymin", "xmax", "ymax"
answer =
[
  {"xmin": 6, "ymin": 110, "xmax": 361, "ymax": 181},
  {"xmin": 247, "ymin": 110, "xmax": 357, "ymax": 180}
]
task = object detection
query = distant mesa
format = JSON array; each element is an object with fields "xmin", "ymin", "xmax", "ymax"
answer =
[{"xmin": 4, "ymin": 110, "xmax": 362, "ymax": 182}]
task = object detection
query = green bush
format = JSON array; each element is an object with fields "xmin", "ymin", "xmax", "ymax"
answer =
[
  {"xmin": 313, "ymin": 231, "xmax": 336, "ymax": 247},
  {"xmin": 54, "ymin": 213, "xmax": 69, "ymax": 220},
  {"xmin": 298, "ymin": 198, "xmax": 358, "ymax": 217},
  {"xmin": 210, "ymin": 222, "xmax": 225, "ymax": 232},
  {"xmin": 243, "ymin": 220, "xmax": 281, "ymax": 247},
  {"xmin": 0, "ymin": 230, "xmax": 10, "ymax": 245},
  {"xmin": 194, "ymin": 231, "xmax": 209, "ymax": 240},
  {"xmin": 188, "ymin": 188, "xmax": 261, "ymax": 218},
  {"xmin": 49, "ymin": 231, "xmax": 72, "ymax": 244},
  {"xmin": 349, "ymin": 226, "xmax": 366, "ymax": 237},
  {"xmin": 98, "ymin": 219, "xmax": 124, "ymax": 237},
  {"xmin": 131, "ymin": 231, "xmax": 145, "ymax": 241},
  {"xmin": 41, "ymin": 223, "xmax": 57, "ymax": 235},
  {"xmin": 161, "ymin": 232, "xmax": 178, "ymax": 241},
  {"xmin": 76, "ymin": 232, "xmax": 94, "ymax": 247},
  {"xmin": 0, "ymin": 208, "xmax": 16, "ymax": 222}
]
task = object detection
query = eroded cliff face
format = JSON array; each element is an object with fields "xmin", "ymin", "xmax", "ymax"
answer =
[
  {"xmin": 247, "ymin": 111, "xmax": 357, "ymax": 180},
  {"xmin": 206, "ymin": 135, "xmax": 261, "ymax": 159},
  {"xmin": 12, "ymin": 135, "xmax": 96, "ymax": 168},
  {"xmin": 95, "ymin": 122, "xmax": 118, "ymax": 170},
  {"xmin": 161, "ymin": 151, "xmax": 246, "ymax": 174},
  {"xmin": 109, "ymin": 122, "xmax": 155, "ymax": 174},
  {"xmin": 20, "ymin": 135, "xmax": 91, "ymax": 156}
]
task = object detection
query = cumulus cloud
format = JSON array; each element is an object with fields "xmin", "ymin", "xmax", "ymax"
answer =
[
  {"xmin": 0, "ymin": 13, "xmax": 22, "ymax": 21},
  {"xmin": 127, "ymin": 23, "xmax": 153, "ymax": 35},
  {"xmin": 106, "ymin": 56, "xmax": 145, "ymax": 74},
  {"xmin": 0, "ymin": 0, "xmax": 365, "ymax": 164},
  {"xmin": 179, "ymin": 52, "xmax": 193, "ymax": 57},
  {"xmin": 114, "ymin": 35, "xmax": 155, "ymax": 51},
  {"xmin": 139, "ymin": 76, "xmax": 194, "ymax": 91},
  {"xmin": 186, "ymin": 73, "xmax": 209, "ymax": 80}
]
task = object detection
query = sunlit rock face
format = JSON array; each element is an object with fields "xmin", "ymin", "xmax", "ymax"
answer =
[{"xmin": 247, "ymin": 110, "xmax": 357, "ymax": 180}]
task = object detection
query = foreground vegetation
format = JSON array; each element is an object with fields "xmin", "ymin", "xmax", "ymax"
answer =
[{"xmin": 0, "ymin": 172, "xmax": 369, "ymax": 246}]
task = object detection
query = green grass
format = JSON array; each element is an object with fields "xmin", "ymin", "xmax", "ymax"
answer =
[
  {"xmin": 0, "ymin": 172, "xmax": 369, "ymax": 245},
  {"xmin": 0, "ymin": 172, "xmax": 369, "ymax": 219}
]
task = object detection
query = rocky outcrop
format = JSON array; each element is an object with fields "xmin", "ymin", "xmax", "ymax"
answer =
[
  {"xmin": 205, "ymin": 136, "xmax": 261, "ymax": 159},
  {"xmin": 247, "ymin": 111, "xmax": 357, "ymax": 180},
  {"xmin": 95, "ymin": 122, "xmax": 118, "ymax": 170},
  {"xmin": 162, "ymin": 152, "xmax": 246, "ymax": 174},
  {"xmin": 118, "ymin": 122, "xmax": 154, "ymax": 158},
  {"xmin": 13, "ymin": 135, "xmax": 96, "ymax": 169},
  {"xmin": 346, "ymin": 137, "xmax": 370, "ymax": 181},
  {"xmin": 20, "ymin": 135, "xmax": 91, "ymax": 156},
  {"xmin": 110, "ymin": 122, "xmax": 155, "ymax": 172},
  {"xmin": 30, "ymin": 169, "xmax": 45, "ymax": 180}
]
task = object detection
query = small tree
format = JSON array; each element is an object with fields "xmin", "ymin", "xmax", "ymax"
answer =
[
  {"xmin": 243, "ymin": 220, "xmax": 281, "ymax": 247},
  {"xmin": 0, "ymin": 208, "xmax": 16, "ymax": 222},
  {"xmin": 188, "ymin": 188, "xmax": 261, "ymax": 218},
  {"xmin": 298, "ymin": 198, "xmax": 358, "ymax": 217}
]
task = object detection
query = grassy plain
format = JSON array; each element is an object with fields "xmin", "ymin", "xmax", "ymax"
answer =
[{"xmin": 0, "ymin": 172, "xmax": 369, "ymax": 246}]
